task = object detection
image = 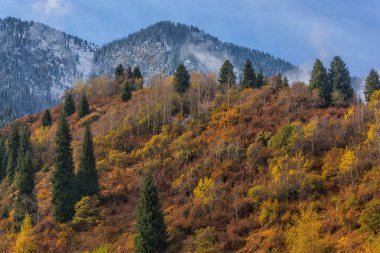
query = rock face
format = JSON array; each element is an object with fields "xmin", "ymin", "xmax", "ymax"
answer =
[
  {"xmin": 94, "ymin": 21, "xmax": 295, "ymax": 81},
  {"xmin": 0, "ymin": 18, "xmax": 296, "ymax": 125}
]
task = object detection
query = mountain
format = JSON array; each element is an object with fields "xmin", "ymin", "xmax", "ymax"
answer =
[
  {"xmin": 0, "ymin": 18, "xmax": 296, "ymax": 125},
  {"xmin": 0, "ymin": 17, "xmax": 96, "ymax": 124},
  {"xmin": 94, "ymin": 21, "xmax": 295, "ymax": 80}
]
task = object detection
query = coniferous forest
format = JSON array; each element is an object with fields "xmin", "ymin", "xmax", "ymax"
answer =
[{"xmin": 0, "ymin": 53, "xmax": 380, "ymax": 252}]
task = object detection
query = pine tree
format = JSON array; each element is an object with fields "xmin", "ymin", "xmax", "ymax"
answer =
[
  {"xmin": 76, "ymin": 125, "xmax": 99, "ymax": 200},
  {"xmin": 309, "ymin": 59, "xmax": 331, "ymax": 105},
  {"xmin": 115, "ymin": 64, "xmax": 125, "ymax": 78},
  {"xmin": 121, "ymin": 81, "xmax": 132, "ymax": 102},
  {"xmin": 13, "ymin": 152, "xmax": 37, "ymax": 231},
  {"xmin": 135, "ymin": 172, "xmax": 167, "ymax": 253},
  {"xmin": 63, "ymin": 93, "xmax": 76, "ymax": 116},
  {"xmin": 125, "ymin": 66, "xmax": 133, "ymax": 79},
  {"xmin": 218, "ymin": 60, "xmax": 236, "ymax": 91},
  {"xmin": 241, "ymin": 60, "xmax": 256, "ymax": 88},
  {"xmin": 41, "ymin": 109, "xmax": 52, "ymax": 127},
  {"xmin": 364, "ymin": 69, "xmax": 380, "ymax": 102},
  {"xmin": 174, "ymin": 64, "xmax": 191, "ymax": 95},
  {"xmin": 52, "ymin": 113, "xmax": 76, "ymax": 223},
  {"xmin": 14, "ymin": 214, "xmax": 35, "ymax": 253},
  {"xmin": 133, "ymin": 66, "xmax": 143, "ymax": 80},
  {"xmin": 256, "ymin": 71, "xmax": 265, "ymax": 88},
  {"xmin": 78, "ymin": 94, "xmax": 90, "ymax": 118},
  {"xmin": 0, "ymin": 138, "xmax": 6, "ymax": 181},
  {"xmin": 6, "ymin": 124, "xmax": 19, "ymax": 181},
  {"xmin": 329, "ymin": 56, "xmax": 353, "ymax": 105}
]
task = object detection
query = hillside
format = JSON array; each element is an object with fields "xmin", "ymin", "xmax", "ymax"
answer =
[
  {"xmin": 0, "ymin": 69, "xmax": 379, "ymax": 252},
  {"xmin": 0, "ymin": 17, "xmax": 295, "ymax": 126}
]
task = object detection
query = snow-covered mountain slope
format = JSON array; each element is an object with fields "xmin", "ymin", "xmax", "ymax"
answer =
[
  {"xmin": 0, "ymin": 18, "xmax": 296, "ymax": 125},
  {"xmin": 94, "ymin": 21, "xmax": 295, "ymax": 81},
  {"xmin": 0, "ymin": 17, "xmax": 97, "ymax": 123}
]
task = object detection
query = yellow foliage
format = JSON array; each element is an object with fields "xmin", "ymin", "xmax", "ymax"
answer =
[
  {"xmin": 108, "ymin": 150, "xmax": 128, "ymax": 169},
  {"xmin": 285, "ymin": 208, "xmax": 323, "ymax": 253},
  {"xmin": 194, "ymin": 177, "xmax": 216, "ymax": 206},
  {"xmin": 343, "ymin": 106, "xmax": 354, "ymax": 120},
  {"xmin": 366, "ymin": 123, "xmax": 378, "ymax": 144},
  {"xmin": 339, "ymin": 147, "xmax": 357, "ymax": 173},
  {"xmin": 303, "ymin": 119, "xmax": 317, "ymax": 138},
  {"xmin": 14, "ymin": 214, "xmax": 35, "ymax": 253},
  {"xmin": 369, "ymin": 90, "xmax": 380, "ymax": 108}
]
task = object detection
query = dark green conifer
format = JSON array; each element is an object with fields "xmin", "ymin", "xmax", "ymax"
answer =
[
  {"xmin": 13, "ymin": 151, "xmax": 37, "ymax": 231},
  {"xmin": 241, "ymin": 60, "xmax": 256, "ymax": 88},
  {"xmin": 125, "ymin": 66, "xmax": 133, "ymax": 79},
  {"xmin": 41, "ymin": 109, "xmax": 52, "ymax": 127},
  {"xmin": 309, "ymin": 59, "xmax": 331, "ymax": 105},
  {"xmin": 0, "ymin": 137, "xmax": 6, "ymax": 181},
  {"xmin": 115, "ymin": 64, "xmax": 125, "ymax": 78},
  {"xmin": 364, "ymin": 69, "xmax": 380, "ymax": 102},
  {"xmin": 218, "ymin": 60, "xmax": 236, "ymax": 91},
  {"xmin": 63, "ymin": 93, "xmax": 76, "ymax": 116},
  {"xmin": 6, "ymin": 124, "xmax": 19, "ymax": 181},
  {"xmin": 78, "ymin": 94, "xmax": 90, "ymax": 118},
  {"xmin": 135, "ymin": 172, "xmax": 167, "ymax": 253},
  {"xmin": 329, "ymin": 56, "xmax": 353, "ymax": 105},
  {"xmin": 174, "ymin": 64, "xmax": 191, "ymax": 95},
  {"xmin": 76, "ymin": 125, "xmax": 99, "ymax": 200},
  {"xmin": 133, "ymin": 66, "xmax": 143, "ymax": 80},
  {"xmin": 256, "ymin": 71, "xmax": 265, "ymax": 88},
  {"xmin": 121, "ymin": 81, "xmax": 132, "ymax": 102},
  {"xmin": 52, "ymin": 113, "xmax": 76, "ymax": 223}
]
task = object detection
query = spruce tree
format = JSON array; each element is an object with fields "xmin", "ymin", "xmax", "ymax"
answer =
[
  {"xmin": 6, "ymin": 124, "xmax": 19, "ymax": 181},
  {"xmin": 125, "ymin": 66, "xmax": 133, "ymax": 79},
  {"xmin": 41, "ymin": 109, "xmax": 52, "ymax": 127},
  {"xmin": 121, "ymin": 81, "xmax": 132, "ymax": 102},
  {"xmin": 329, "ymin": 56, "xmax": 353, "ymax": 105},
  {"xmin": 13, "ymin": 152, "xmax": 37, "ymax": 231},
  {"xmin": 76, "ymin": 125, "xmax": 99, "ymax": 200},
  {"xmin": 63, "ymin": 93, "xmax": 76, "ymax": 116},
  {"xmin": 0, "ymin": 138, "xmax": 6, "ymax": 181},
  {"xmin": 256, "ymin": 71, "xmax": 265, "ymax": 88},
  {"xmin": 115, "ymin": 64, "xmax": 125, "ymax": 78},
  {"xmin": 364, "ymin": 69, "xmax": 380, "ymax": 102},
  {"xmin": 242, "ymin": 60, "xmax": 256, "ymax": 88},
  {"xmin": 218, "ymin": 60, "xmax": 236, "ymax": 91},
  {"xmin": 52, "ymin": 113, "xmax": 76, "ymax": 223},
  {"xmin": 78, "ymin": 94, "xmax": 90, "ymax": 118},
  {"xmin": 309, "ymin": 59, "xmax": 331, "ymax": 105},
  {"xmin": 174, "ymin": 64, "xmax": 191, "ymax": 95},
  {"xmin": 135, "ymin": 172, "xmax": 167, "ymax": 253},
  {"xmin": 133, "ymin": 66, "xmax": 143, "ymax": 80}
]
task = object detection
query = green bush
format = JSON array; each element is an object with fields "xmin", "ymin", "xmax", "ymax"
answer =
[
  {"xmin": 301, "ymin": 174, "xmax": 326, "ymax": 199},
  {"xmin": 359, "ymin": 199, "xmax": 380, "ymax": 233},
  {"xmin": 72, "ymin": 196, "xmax": 100, "ymax": 231}
]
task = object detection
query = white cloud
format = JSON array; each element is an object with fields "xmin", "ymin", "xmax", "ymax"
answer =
[{"xmin": 32, "ymin": 0, "xmax": 72, "ymax": 16}]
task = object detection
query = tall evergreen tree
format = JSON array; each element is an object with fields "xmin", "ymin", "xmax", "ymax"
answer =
[
  {"xmin": 133, "ymin": 66, "xmax": 143, "ymax": 80},
  {"xmin": 241, "ymin": 60, "xmax": 256, "ymax": 88},
  {"xmin": 121, "ymin": 81, "xmax": 132, "ymax": 102},
  {"xmin": 76, "ymin": 125, "xmax": 99, "ymax": 200},
  {"xmin": 115, "ymin": 64, "xmax": 125, "ymax": 78},
  {"xmin": 174, "ymin": 64, "xmax": 191, "ymax": 95},
  {"xmin": 78, "ymin": 94, "xmax": 90, "ymax": 118},
  {"xmin": 0, "ymin": 137, "xmax": 6, "ymax": 181},
  {"xmin": 6, "ymin": 124, "xmax": 19, "ymax": 181},
  {"xmin": 52, "ymin": 113, "xmax": 76, "ymax": 223},
  {"xmin": 329, "ymin": 56, "xmax": 353, "ymax": 105},
  {"xmin": 13, "ymin": 151, "xmax": 37, "ymax": 231},
  {"xmin": 63, "ymin": 93, "xmax": 76, "ymax": 116},
  {"xmin": 309, "ymin": 59, "xmax": 331, "ymax": 105},
  {"xmin": 256, "ymin": 71, "xmax": 265, "ymax": 88},
  {"xmin": 125, "ymin": 66, "xmax": 133, "ymax": 79},
  {"xmin": 17, "ymin": 125, "xmax": 31, "ymax": 159},
  {"xmin": 364, "ymin": 69, "xmax": 380, "ymax": 102},
  {"xmin": 135, "ymin": 172, "xmax": 167, "ymax": 253},
  {"xmin": 41, "ymin": 109, "xmax": 52, "ymax": 127},
  {"xmin": 218, "ymin": 60, "xmax": 236, "ymax": 91}
]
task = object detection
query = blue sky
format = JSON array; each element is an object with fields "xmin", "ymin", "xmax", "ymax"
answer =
[{"xmin": 1, "ymin": 0, "xmax": 380, "ymax": 77}]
